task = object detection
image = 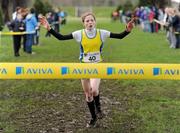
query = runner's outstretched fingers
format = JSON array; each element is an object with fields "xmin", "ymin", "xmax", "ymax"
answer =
[
  {"xmin": 126, "ymin": 17, "xmax": 135, "ymax": 32},
  {"xmin": 38, "ymin": 15, "xmax": 51, "ymax": 31}
]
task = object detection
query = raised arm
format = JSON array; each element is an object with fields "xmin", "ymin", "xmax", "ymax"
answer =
[
  {"xmin": 110, "ymin": 17, "xmax": 135, "ymax": 39},
  {"xmin": 48, "ymin": 29, "xmax": 73, "ymax": 40},
  {"xmin": 110, "ymin": 30, "xmax": 130, "ymax": 39},
  {"xmin": 39, "ymin": 15, "xmax": 73, "ymax": 40}
]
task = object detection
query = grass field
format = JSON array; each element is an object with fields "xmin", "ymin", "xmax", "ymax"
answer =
[
  {"xmin": 60, "ymin": 6, "xmax": 116, "ymax": 17},
  {"xmin": 0, "ymin": 18, "xmax": 180, "ymax": 133}
]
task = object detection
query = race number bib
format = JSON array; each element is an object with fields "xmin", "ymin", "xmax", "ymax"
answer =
[{"xmin": 83, "ymin": 52, "xmax": 101, "ymax": 63}]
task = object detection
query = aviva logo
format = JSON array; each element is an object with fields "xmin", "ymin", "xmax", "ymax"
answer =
[
  {"xmin": 107, "ymin": 67, "xmax": 144, "ymax": 75},
  {"xmin": 107, "ymin": 67, "xmax": 115, "ymax": 75},
  {"xmin": 16, "ymin": 67, "xmax": 53, "ymax": 75},
  {"xmin": 61, "ymin": 67, "xmax": 70, "ymax": 75},
  {"xmin": 61, "ymin": 67, "xmax": 98, "ymax": 75},
  {"xmin": 153, "ymin": 67, "xmax": 180, "ymax": 76},
  {"xmin": 153, "ymin": 68, "xmax": 162, "ymax": 76}
]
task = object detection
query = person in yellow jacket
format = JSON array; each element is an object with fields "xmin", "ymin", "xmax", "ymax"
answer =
[{"xmin": 39, "ymin": 12, "xmax": 134, "ymax": 128}]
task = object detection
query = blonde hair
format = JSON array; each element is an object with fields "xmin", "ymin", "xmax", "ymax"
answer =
[{"xmin": 81, "ymin": 12, "xmax": 96, "ymax": 23}]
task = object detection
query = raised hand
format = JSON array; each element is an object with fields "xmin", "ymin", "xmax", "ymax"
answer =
[
  {"xmin": 38, "ymin": 15, "xmax": 51, "ymax": 31},
  {"xmin": 126, "ymin": 17, "xmax": 136, "ymax": 32}
]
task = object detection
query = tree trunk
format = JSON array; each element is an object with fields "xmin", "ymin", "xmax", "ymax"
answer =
[
  {"xmin": 1, "ymin": 0, "xmax": 10, "ymax": 22},
  {"xmin": 0, "ymin": 0, "xmax": 30, "ymax": 22},
  {"xmin": 13, "ymin": 0, "xmax": 29, "ymax": 11}
]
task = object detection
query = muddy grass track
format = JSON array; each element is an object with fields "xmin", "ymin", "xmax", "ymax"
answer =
[{"xmin": 1, "ymin": 80, "xmax": 146, "ymax": 133}]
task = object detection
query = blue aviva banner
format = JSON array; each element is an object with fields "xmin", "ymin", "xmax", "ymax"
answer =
[{"xmin": 1, "ymin": 63, "xmax": 180, "ymax": 79}]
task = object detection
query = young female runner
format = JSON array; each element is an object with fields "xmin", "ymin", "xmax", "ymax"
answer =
[{"xmin": 39, "ymin": 12, "xmax": 134, "ymax": 127}]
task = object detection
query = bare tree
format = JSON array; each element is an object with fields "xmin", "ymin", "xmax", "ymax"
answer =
[
  {"xmin": 1, "ymin": 0, "xmax": 10, "ymax": 22},
  {"xmin": 0, "ymin": 0, "xmax": 29, "ymax": 22},
  {"xmin": 12, "ymin": 0, "xmax": 29, "ymax": 11}
]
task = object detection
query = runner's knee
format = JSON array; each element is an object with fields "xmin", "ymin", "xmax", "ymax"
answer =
[
  {"xmin": 85, "ymin": 91, "xmax": 93, "ymax": 102},
  {"xmin": 92, "ymin": 89, "xmax": 99, "ymax": 96}
]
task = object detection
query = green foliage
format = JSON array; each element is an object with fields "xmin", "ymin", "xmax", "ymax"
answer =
[
  {"xmin": 43, "ymin": 1, "xmax": 53, "ymax": 13},
  {"xmin": 116, "ymin": 5, "xmax": 123, "ymax": 11},
  {"xmin": 116, "ymin": 1, "xmax": 134, "ymax": 11},
  {"xmin": 138, "ymin": 0, "xmax": 152, "ymax": 6},
  {"xmin": 123, "ymin": 0, "xmax": 133, "ymax": 11},
  {"xmin": 33, "ymin": 0, "xmax": 44, "ymax": 14},
  {"xmin": 138, "ymin": 0, "xmax": 169, "ymax": 7},
  {"xmin": 0, "ymin": 9, "xmax": 4, "ymax": 31},
  {"xmin": 33, "ymin": 0, "xmax": 52, "ymax": 15}
]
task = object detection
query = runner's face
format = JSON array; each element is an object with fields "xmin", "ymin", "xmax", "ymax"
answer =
[{"xmin": 83, "ymin": 15, "xmax": 96, "ymax": 30}]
